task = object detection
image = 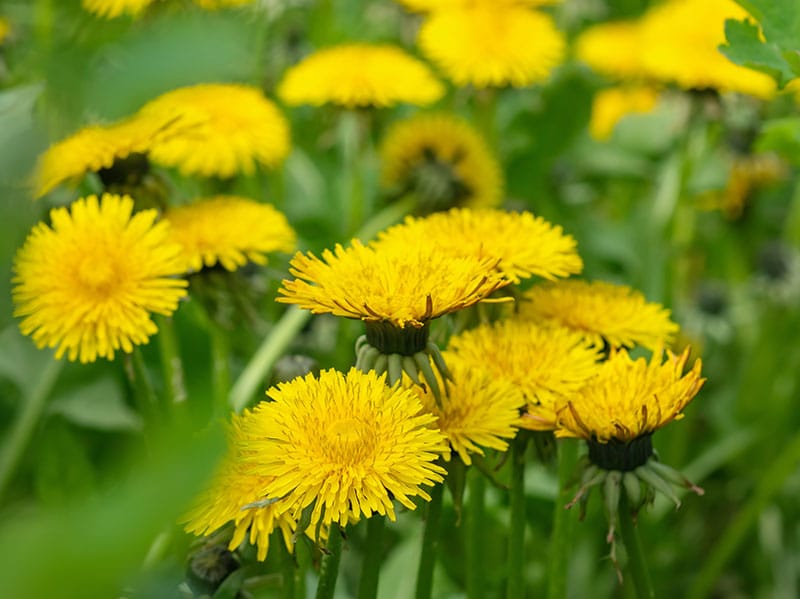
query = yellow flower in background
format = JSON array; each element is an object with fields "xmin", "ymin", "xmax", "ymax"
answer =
[
  {"xmin": 277, "ymin": 44, "xmax": 445, "ymax": 108},
  {"xmin": 277, "ymin": 239, "xmax": 509, "ymax": 329},
  {"xmin": 554, "ymin": 347, "xmax": 705, "ymax": 443},
  {"xmin": 448, "ymin": 320, "xmax": 603, "ymax": 431},
  {"xmin": 374, "ymin": 208, "xmax": 583, "ymax": 283},
  {"xmin": 12, "ymin": 194, "xmax": 187, "ymax": 363},
  {"xmin": 413, "ymin": 357, "xmax": 525, "ymax": 465},
  {"xmin": 81, "ymin": 0, "xmax": 157, "ymax": 18},
  {"xmin": 517, "ymin": 280, "xmax": 678, "ymax": 351},
  {"xmin": 0, "ymin": 17, "xmax": 11, "ymax": 43},
  {"xmin": 164, "ymin": 196, "xmax": 295, "ymax": 273},
  {"xmin": 418, "ymin": 5, "xmax": 565, "ymax": 88},
  {"xmin": 379, "ymin": 113, "xmax": 502, "ymax": 212},
  {"xmin": 574, "ymin": 21, "xmax": 644, "ymax": 81},
  {"xmin": 589, "ymin": 86, "xmax": 659, "ymax": 141},
  {"xmin": 237, "ymin": 369, "xmax": 447, "ymax": 528},
  {"xmin": 139, "ymin": 83, "xmax": 290, "ymax": 178}
]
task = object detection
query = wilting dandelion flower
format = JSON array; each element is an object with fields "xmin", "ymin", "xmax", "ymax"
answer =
[
  {"xmin": 163, "ymin": 196, "xmax": 295, "ymax": 273},
  {"xmin": 374, "ymin": 208, "xmax": 583, "ymax": 283},
  {"xmin": 589, "ymin": 86, "xmax": 659, "ymax": 141},
  {"xmin": 139, "ymin": 83, "xmax": 290, "ymax": 178},
  {"xmin": 81, "ymin": 0, "xmax": 156, "ymax": 18},
  {"xmin": 12, "ymin": 194, "xmax": 188, "ymax": 362},
  {"xmin": 418, "ymin": 4, "xmax": 565, "ymax": 88},
  {"xmin": 517, "ymin": 280, "xmax": 678, "ymax": 351},
  {"xmin": 237, "ymin": 369, "xmax": 447, "ymax": 529},
  {"xmin": 277, "ymin": 43, "xmax": 445, "ymax": 108},
  {"xmin": 379, "ymin": 113, "xmax": 503, "ymax": 212}
]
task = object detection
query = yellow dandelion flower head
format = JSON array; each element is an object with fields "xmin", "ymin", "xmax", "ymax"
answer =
[
  {"xmin": 374, "ymin": 208, "xmax": 583, "ymax": 283},
  {"xmin": 277, "ymin": 239, "xmax": 509, "ymax": 328},
  {"xmin": 237, "ymin": 368, "xmax": 447, "ymax": 528},
  {"xmin": 139, "ymin": 83, "xmax": 290, "ymax": 178},
  {"xmin": 12, "ymin": 194, "xmax": 188, "ymax": 363},
  {"xmin": 555, "ymin": 347, "xmax": 705, "ymax": 443},
  {"xmin": 0, "ymin": 18, "xmax": 11, "ymax": 43},
  {"xmin": 447, "ymin": 320, "xmax": 603, "ymax": 430},
  {"xmin": 379, "ymin": 112, "xmax": 502, "ymax": 211},
  {"xmin": 573, "ymin": 20, "xmax": 644, "ymax": 80},
  {"xmin": 413, "ymin": 356, "xmax": 525, "ymax": 465},
  {"xmin": 192, "ymin": 0, "xmax": 255, "ymax": 8},
  {"xmin": 638, "ymin": 0, "xmax": 775, "ymax": 98},
  {"xmin": 589, "ymin": 85, "xmax": 659, "ymax": 141},
  {"xmin": 81, "ymin": 0, "xmax": 156, "ymax": 18},
  {"xmin": 277, "ymin": 43, "xmax": 445, "ymax": 108},
  {"xmin": 163, "ymin": 196, "xmax": 295, "ymax": 273},
  {"xmin": 518, "ymin": 279, "xmax": 679, "ymax": 351},
  {"xmin": 418, "ymin": 5, "xmax": 566, "ymax": 88}
]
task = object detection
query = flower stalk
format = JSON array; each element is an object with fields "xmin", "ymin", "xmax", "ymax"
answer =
[
  {"xmin": 358, "ymin": 516, "xmax": 386, "ymax": 599},
  {"xmin": 415, "ymin": 479, "xmax": 445, "ymax": 599},
  {"xmin": 315, "ymin": 525, "xmax": 345, "ymax": 599}
]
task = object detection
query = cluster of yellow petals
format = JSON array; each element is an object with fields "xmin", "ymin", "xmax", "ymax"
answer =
[
  {"xmin": 589, "ymin": 85, "xmax": 660, "ymax": 141},
  {"xmin": 517, "ymin": 279, "xmax": 679, "ymax": 351},
  {"xmin": 237, "ymin": 369, "xmax": 447, "ymax": 528},
  {"xmin": 574, "ymin": 21, "xmax": 644, "ymax": 81},
  {"xmin": 278, "ymin": 239, "xmax": 509, "ymax": 328},
  {"xmin": 163, "ymin": 196, "xmax": 296, "ymax": 273},
  {"xmin": 277, "ymin": 44, "xmax": 444, "ymax": 108},
  {"xmin": 374, "ymin": 208, "xmax": 583, "ymax": 284},
  {"xmin": 81, "ymin": 0, "xmax": 156, "ymax": 18},
  {"xmin": 379, "ymin": 112, "xmax": 503, "ymax": 210},
  {"xmin": 12, "ymin": 194, "xmax": 187, "ymax": 362},
  {"xmin": 555, "ymin": 347, "xmax": 705, "ymax": 443}
]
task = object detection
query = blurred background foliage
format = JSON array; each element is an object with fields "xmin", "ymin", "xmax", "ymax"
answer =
[{"xmin": 1, "ymin": 0, "xmax": 800, "ymax": 597}]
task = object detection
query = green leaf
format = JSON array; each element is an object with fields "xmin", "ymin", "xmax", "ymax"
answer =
[
  {"xmin": 48, "ymin": 376, "xmax": 143, "ymax": 432},
  {"xmin": 720, "ymin": 18, "xmax": 796, "ymax": 87},
  {"xmin": 754, "ymin": 117, "xmax": 800, "ymax": 165},
  {"xmin": 734, "ymin": 0, "xmax": 800, "ymax": 50},
  {"xmin": 0, "ymin": 326, "xmax": 53, "ymax": 396}
]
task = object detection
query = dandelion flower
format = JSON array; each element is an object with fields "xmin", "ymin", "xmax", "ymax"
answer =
[
  {"xmin": 589, "ymin": 85, "xmax": 659, "ymax": 141},
  {"xmin": 277, "ymin": 43, "xmax": 445, "ymax": 108},
  {"xmin": 12, "ymin": 194, "xmax": 188, "ymax": 362},
  {"xmin": 574, "ymin": 21, "xmax": 645, "ymax": 81},
  {"xmin": 374, "ymin": 208, "xmax": 583, "ymax": 283},
  {"xmin": 517, "ymin": 280, "xmax": 678, "ymax": 351},
  {"xmin": 237, "ymin": 368, "xmax": 447, "ymax": 528},
  {"xmin": 139, "ymin": 83, "xmax": 290, "ymax": 178},
  {"xmin": 379, "ymin": 113, "xmax": 502, "ymax": 212},
  {"xmin": 164, "ymin": 196, "xmax": 295, "ymax": 273},
  {"xmin": 418, "ymin": 5, "xmax": 565, "ymax": 88},
  {"xmin": 448, "ymin": 320, "xmax": 603, "ymax": 430},
  {"xmin": 278, "ymin": 239, "xmax": 508, "ymax": 329},
  {"xmin": 413, "ymin": 357, "xmax": 525, "ymax": 465},
  {"xmin": 82, "ymin": 0, "xmax": 156, "ymax": 18}
]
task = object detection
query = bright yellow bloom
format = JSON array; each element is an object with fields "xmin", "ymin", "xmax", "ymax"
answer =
[
  {"xmin": 517, "ymin": 280, "xmax": 678, "ymax": 351},
  {"xmin": 448, "ymin": 320, "xmax": 603, "ymax": 430},
  {"xmin": 278, "ymin": 239, "xmax": 509, "ymax": 328},
  {"xmin": 555, "ymin": 347, "xmax": 705, "ymax": 443},
  {"xmin": 12, "ymin": 194, "xmax": 187, "ymax": 362},
  {"xmin": 589, "ymin": 86, "xmax": 659, "ymax": 141},
  {"xmin": 374, "ymin": 208, "xmax": 583, "ymax": 283},
  {"xmin": 139, "ymin": 83, "xmax": 290, "ymax": 178},
  {"xmin": 413, "ymin": 357, "xmax": 525, "ymax": 465},
  {"xmin": 237, "ymin": 368, "xmax": 447, "ymax": 528},
  {"xmin": 81, "ymin": 0, "xmax": 156, "ymax": 18},
  {"xmin": 418, "ymin": 5, "xmax": 565, "ymax": 88},
  {"xmin": 277, "ymin": 44, "xmax": 444, "ymax": 108},
  {"xmin": 574, "ymin": 21, "xmax": 644, "ymax": 81},
  {"xmin": 163, "ymin": 196, "xmax": 295, "ymax": 273},
  {"xmin": 379, "ymin": 113, "xmax": 502, "ymax": 211}
]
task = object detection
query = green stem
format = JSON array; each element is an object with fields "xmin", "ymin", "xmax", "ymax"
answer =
[
  {"xmin": 156, "ymin": 315, "xmax": 186, "ymax": 409},
  {"xmin": 466, "ymin": 469, "xmax": 486, "ymax": 599},
  {"xmin": 358, "ymin": 516, "xmax": 385, "ymax": 599},
  {"xmin": 0, "ymin": 357, "xmax": 63, "ymax": 502},
  {"xmin": 128, "ymin": 347, "xmax": 160, "ymax": 425},
  {"xmin": 507, "ymin": 437, "xmax": 527, "ymax": 599},
  {"xmin": 279, "ymin": 535, "xmax": 296, "ymax": 599},
  {"xmin": 415, "ymin": 481, "xmax": 444, "ymax": 599},
  {"xmin": 208, "ymin": 322, "xmax": 231, "ymax": 419},
  {"xmin": 546, "ymin": 439, "xmax": 579, "ymax": 599},
  {"xmin": 618, "ymin": 495, "xmax": 655, "ymax": 599},
  {"xmin": 688, "ymin": 429, "xmax": 800, "ymax": 599},
  {"xmin": 315, "ymin": 525, "xmax": 344, "ymax": 599},
  {"xmin": 342, "ymin": 110, "xmax": 368, "ymax": 237}
]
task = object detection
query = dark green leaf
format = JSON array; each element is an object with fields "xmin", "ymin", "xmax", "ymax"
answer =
[{"xmin": 48, "ymin": 376, "xmax": 143, "ymax": 432}]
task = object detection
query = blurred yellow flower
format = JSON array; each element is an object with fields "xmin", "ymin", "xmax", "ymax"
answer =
[
  {"xmin": 374, "ymin": 208, "xmax": 583, "ymax": 283},
  {"xmin": 164, "ymin": 196, "xmax": 295, "ymax": 273},
  {"xmin": 277, "ymin": 43, "xmax": 445, "ymax": 108},
  {"xmin": 277, "ymin": 239, "xmax": 509, "ymax": 329},
  {"xmin": 139, "ymin": 83, "xmax": 290, "ymax": 178},
  {"xmin": 555, "ymin": 347, "xmax": 704, "ymax": 443},
  {"xmin": 238, "ymin": 369, "xmax": 447, "ymax": 528},
  {"xmin": 81, "ymin": 0, "xmax": 156, "ymax": 18},
  {"xmin": 0, "ymin": 17, "xmax": 10, "ymax": 43},
  {"xmin": 574, "ymin": 21, "xmax": 644, "ymax": 81},
  {"xmin": 379, "ymin": 113, "xmax": 502, "ymax": 211},
  {"xmin": 589, "ymin": 85, "xmax": 659, "ymax": 141},
  {"xmin": 12, "ymin": 194, "xmax": 187, "ymax": 362},
  {"xmin": 418, "ymin": 5, "xmax": 565, "ymax": 88},
  {"xmin": 517, "ymin": 280, "xmax": 678, "ymax": 351}
]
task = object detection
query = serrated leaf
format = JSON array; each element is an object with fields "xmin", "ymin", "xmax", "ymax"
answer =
[
  {"xmin": 49, "ymin": 377, "xmax": 143, "ymax": 432},
  {"xmin": 720, "ymin": 18, "xmax": 796, "ymax": 87},
  {"xmin": 734, "ymin": 0, "xmax": 800, "ymax": 50}
]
